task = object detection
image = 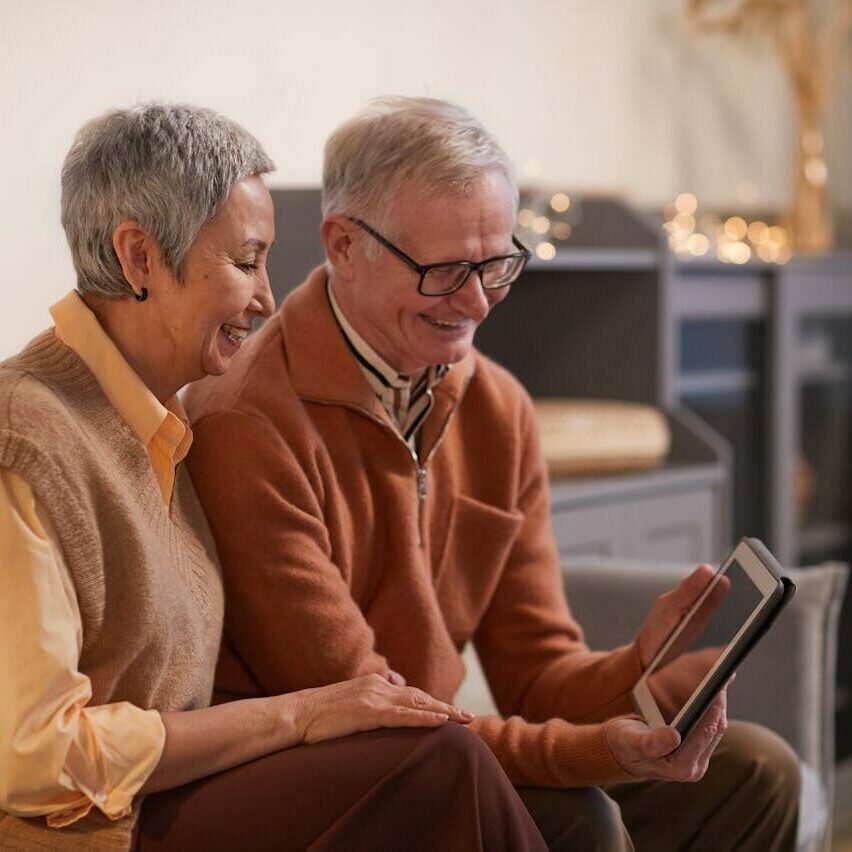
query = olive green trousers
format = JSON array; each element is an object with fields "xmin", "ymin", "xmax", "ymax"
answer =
[{"xmin": 518, "ymin": 720, "xmax": 801, "ymax": 852}]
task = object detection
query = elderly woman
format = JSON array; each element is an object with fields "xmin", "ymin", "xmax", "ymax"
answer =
[{"xmin": 0, "ymin": 103, "xmax": 545, "ymax": 851}]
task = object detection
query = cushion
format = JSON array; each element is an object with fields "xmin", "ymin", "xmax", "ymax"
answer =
[{"xmin": 533, "ymin": 399, "xmax": 670, "ymax": 476}]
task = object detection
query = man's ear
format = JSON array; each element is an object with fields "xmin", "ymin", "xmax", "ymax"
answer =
[
  {"xmin": 112, "ymin": 221, "xmax": 156, "ymax": 298},
  {"xmin": 321, "ymin": 216, "xmax": 358, "ymax": 280}
]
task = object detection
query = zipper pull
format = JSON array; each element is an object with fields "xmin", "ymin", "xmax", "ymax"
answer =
[{"xmin": 416, "ymin": 467, "xmax": 427, "ymax": 500}]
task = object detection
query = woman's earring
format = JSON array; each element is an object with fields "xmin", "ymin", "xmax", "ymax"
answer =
[{"xmin": 135, "ymin": 287, "xmax": 149, "ymax": 302}]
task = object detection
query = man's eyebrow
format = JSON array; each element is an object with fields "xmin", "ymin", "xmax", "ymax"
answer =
[{"xmin": 241, "ymin": 238, "xmax": 272, "ymax": 250}]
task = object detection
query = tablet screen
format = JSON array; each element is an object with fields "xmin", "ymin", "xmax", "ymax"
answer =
[{"xmin": 649, "ymin": 559, "xmax": 764, "ymax": 724}]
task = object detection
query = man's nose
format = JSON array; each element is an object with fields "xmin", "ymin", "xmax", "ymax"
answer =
[{"xmin": 447, "ymin": 270, "xmax": 490, "ymax": 319}]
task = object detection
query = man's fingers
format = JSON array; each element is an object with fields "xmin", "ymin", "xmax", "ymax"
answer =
[
  {"xmin": 614, "ymin": 719, "xmax": 680, "ymax": 762},
  {"xmin": 676, "ymin": 689, "xmax": 728, "ymax": 773},
  {"xmin": 641, "ymin": 725, "xmax": 681, "ymax": 758},
  {"xmin": 675, "ymin": 563, "xmax": 716, "ymax": 606}
]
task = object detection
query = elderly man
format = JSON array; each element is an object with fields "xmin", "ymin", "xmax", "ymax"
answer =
[{"xmin": 185, "ymin": 97, "xmax": 799, "ymax": 851}]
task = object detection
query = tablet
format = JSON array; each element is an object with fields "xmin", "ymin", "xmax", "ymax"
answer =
[{"xmin": 632, "ymin": 537, "xmax": 795, "ymax": 739}]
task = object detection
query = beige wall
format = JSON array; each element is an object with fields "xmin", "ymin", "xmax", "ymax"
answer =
[{"xmin": 1, "ymin": 0, "xmax": 849, "ymax": 357}]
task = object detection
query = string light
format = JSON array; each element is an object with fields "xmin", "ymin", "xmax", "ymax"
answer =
[
  {"xmin": 686, "ymin": 233, "xmax": 710, "ymax": 256},
  {"xmin": 532, "ymin": 215, "xmax": 551, "ymax": 235},
  {"xmin": 535, "ymin": 242, "xmax": 556, "ymax": 260},
  {"xmin": 747, "ymin": 220, "xmax": 768, "ymax": 243},
  {"xmin": 675, "ymin": 192, "xmax": 698, "ymax": 215},
  {"xmin": 515, "ymin": 179, "xmax": 577, "ymax": 261},
  {"xmin": 663, "ymin": 194, "xmax": 792, "ymax": 265},
  {"xmin": 550, "ymin": 192, "xmax": 571, "ymax": 213},
  {"xmin": 517, "ymin": 209, "xmax": 535, "ymax": 228},
  {"xmin": 724, "ymin": 216, "xmax": 748, "ymax": 241}
]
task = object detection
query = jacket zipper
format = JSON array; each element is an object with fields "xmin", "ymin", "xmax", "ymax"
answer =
[{"xmin": 305, "ymin": 384, "xmax": 470, "ymax": 547}]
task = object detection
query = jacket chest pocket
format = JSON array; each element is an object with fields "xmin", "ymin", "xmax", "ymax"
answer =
[{"xmin": 435, "ymin": 495, "xmax": 523, "ymax": 646}]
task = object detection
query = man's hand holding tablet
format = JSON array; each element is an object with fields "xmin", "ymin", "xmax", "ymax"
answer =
[{"xmin": 604, "ymin": 538, "xmax": 794, "ymax": 782}]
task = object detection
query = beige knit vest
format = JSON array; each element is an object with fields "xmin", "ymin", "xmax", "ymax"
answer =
[{"xmin": 0, "ymin": 331, "xmax": 224, "ymax": 851}]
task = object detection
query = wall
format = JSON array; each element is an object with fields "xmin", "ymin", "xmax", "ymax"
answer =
[{"xmin": 1, "ymin": 0, "xmax": 849, "ymax": 357}]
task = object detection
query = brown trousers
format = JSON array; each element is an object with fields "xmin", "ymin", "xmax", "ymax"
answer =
[
  {"xmin": 518, "ymin": 721, "xmax": 802, "ymax": 852},
  {"xmin": 135, "ymin": 722, "xmax": 547, "ymax": 852}
]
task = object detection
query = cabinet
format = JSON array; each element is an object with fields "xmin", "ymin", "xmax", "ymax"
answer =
[
  {"xmin": 474, "ymin": 198, "xmax": 730, "ymax": 564},
  {"xmin": 550, "ymin": 412, "xmax": 728, "ymax": 562},
  {"xmin": 669, "ymin": 253, "xmax": 852, "ymax": 760}
]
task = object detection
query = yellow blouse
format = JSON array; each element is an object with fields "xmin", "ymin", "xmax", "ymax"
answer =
[{"xmin": 0, "ymin": 291, "xmax": 192, "ymax": 827}]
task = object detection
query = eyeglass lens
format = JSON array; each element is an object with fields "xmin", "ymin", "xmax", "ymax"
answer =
[{"xmin": 421, "ymin": 255, "xmax": 525, "ymax": 296}]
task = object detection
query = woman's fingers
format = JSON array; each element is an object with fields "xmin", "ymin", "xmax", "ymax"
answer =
[
  {"xmin": 403, "ymin": 687, "xmax": 474, "ymax": 724},
  {"xmin": 296, "ymin": 674, "xmax": 476, "ymax": 744},
  {"xmin": 386, "ymin": 669, "xmax": 407, "ymax": 686}
]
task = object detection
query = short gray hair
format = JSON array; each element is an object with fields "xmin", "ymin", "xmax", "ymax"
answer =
[
  {"xmin": 322, "ymin": 96, "xmax": 517, "ymax": 254},
  {"xmin": 61, "ymin": 102, "xmax": 274, "ymax": 298}
]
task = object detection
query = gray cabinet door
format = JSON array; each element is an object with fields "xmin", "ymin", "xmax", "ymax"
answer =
[
  {"xmin": 625, "ymin": 490, "xmax": 715, "ymax": 562},
  {"xmin": 551, "ymin": 489, "xmax": 716, "ymax": 563},
  {"xmin": 551, "ymin": 503, "xmax": 628, "ymax": 559}
]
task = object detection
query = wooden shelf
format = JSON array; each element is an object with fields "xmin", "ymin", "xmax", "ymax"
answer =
[{"xmin": 527, "ymin": 247, "xmax": 659, "ymax": 272}]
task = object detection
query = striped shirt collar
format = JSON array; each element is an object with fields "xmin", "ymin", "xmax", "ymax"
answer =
[{"xmin": 326, "ymin": 278, "xmax": 449, "ymax": 445}]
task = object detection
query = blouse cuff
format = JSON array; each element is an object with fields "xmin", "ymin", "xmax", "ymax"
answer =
[{"xmin": 48, "ymin": 704, "xmax": 165, "ymax": 828}]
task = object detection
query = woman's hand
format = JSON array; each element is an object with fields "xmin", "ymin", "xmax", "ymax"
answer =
[{"xmin": 284, "ymin": 674, "xmax": 474, "ymax": 745}]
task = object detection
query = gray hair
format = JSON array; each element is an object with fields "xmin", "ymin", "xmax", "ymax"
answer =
[
  {"xmin": 61, "ymin": 102, "xmax": 274, "ymax": 298},
  {"xmin": 322, "ymin": 96, "xmax": 517, "ymax": 257}
]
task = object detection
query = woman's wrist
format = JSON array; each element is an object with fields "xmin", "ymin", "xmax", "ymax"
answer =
[{"xmin": 264, "ymin": 692, "xmax": 304, "ymax": 752}]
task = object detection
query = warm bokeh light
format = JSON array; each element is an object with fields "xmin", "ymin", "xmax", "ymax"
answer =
[
  {"xmin": 535, "ymin": 241, "xmax": 556, "ymax": 260},
  {"xmin": 552, "ymin": 222, "xmax": 572, "ymax": 240},
  {"xmin": 532, "ymin": 215, "xmax": 551, "ymax": 234},
  {"xmin": 804, "ymin": 157, "xmax": 827, "ymax": 186},
  {"xmin": 550, "ymin": 192, "xmax": 571, "ymax": 213},
  {"xmin": 718, "ymin": 240, "xmax": 751, "ymax": 264},
  {"xmin": 675, "ymin": 192, "xmax": 698, "ymax": 215},
  {"xmin": 747, "ymin": 220, "xmax": 768, "ymax": 244},
  {"xmin": 768, "ymin": 225, "xmax": 788, "ymax": 245},
  {"xmin": 724, "ymin": 216, "xmax": 748, "ymax": 241},
  {"xmin": 674, "ymin": 212, "xmax": 696, "ymax": 233},
  {"xmin": 517, "ymin": 208, "xmax": 535, "ymax": 228},
  {"xmin": 686, "ymin": 233, "xmax": 710, "ymax": 256},
  {"xmin": 663, "ymin": 193, "xmax": 793, "ymax": 265}
]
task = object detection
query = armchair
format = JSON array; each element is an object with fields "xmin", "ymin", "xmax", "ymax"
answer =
[{"xmin": 457, "ymin": 558, "xmax": 848, "ymax": 852}]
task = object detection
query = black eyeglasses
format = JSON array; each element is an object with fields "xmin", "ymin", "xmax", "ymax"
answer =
[{"xmin": 349, "ymin": 217, "xmax": 531, "ymax": 297}]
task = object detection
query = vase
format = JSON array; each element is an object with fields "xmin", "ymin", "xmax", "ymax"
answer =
[{"xmin": 787, "ymin": 125, "xmax": 834, "ymax": 252}]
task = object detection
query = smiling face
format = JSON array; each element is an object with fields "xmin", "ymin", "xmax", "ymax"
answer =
[
  {"xmin": 155, "ymin": 176, "xmax": 276, "ymax": 381},
  {"xmin": 330, "ymin": 170, "xmax": 516, "ymax": 376}
]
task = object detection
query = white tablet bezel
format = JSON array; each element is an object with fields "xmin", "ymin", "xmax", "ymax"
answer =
[{"xmin": 632, "ymin": 539, "xmax": 782, "ymax": 731}]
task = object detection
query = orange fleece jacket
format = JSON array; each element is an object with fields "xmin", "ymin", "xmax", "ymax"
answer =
[{"xmin": 184, "ymin": 267, "xmax": 643, "ymax": 788}]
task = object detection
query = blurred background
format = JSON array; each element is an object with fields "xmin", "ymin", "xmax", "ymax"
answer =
[
  {"xmin": 2, "ymin": 0, "xmax": 850, "ymax": 353},
  {"xmin": 2, "ymin": 1, "xmax": 851, "ymax": 847}
]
